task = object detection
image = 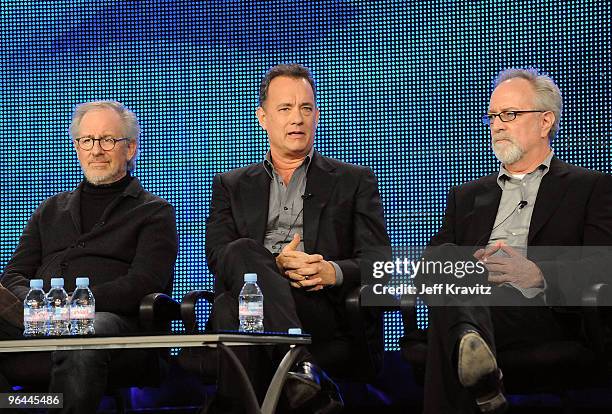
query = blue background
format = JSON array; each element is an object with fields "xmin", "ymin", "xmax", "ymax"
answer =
[{"xmin": 1, "ymin": 1, "xmax": 610, "ymax": 351}]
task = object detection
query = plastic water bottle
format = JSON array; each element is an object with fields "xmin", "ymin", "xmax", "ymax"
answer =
[
  {"xmin": 46, "ymin": 278, "xmax": 70, "ymax": 336},
  {"xmin": 69, "ymin": 277, "xmax": 95, "ymax": 335},
  {"xmin": 23, "ymin": 279, "xmax": 48, "ymax": 337},
  {"xmin": 239, "ymin": 273, "xmax": 264, "ymax": 333}
]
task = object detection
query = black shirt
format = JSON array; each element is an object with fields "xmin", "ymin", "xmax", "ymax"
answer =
[{"xmin": 80, "ymin": 174, "xmax": 133, "ymax": 234}]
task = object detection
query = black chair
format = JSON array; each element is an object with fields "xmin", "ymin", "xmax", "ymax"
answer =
[
  {"xmin": 399, "ymin": 284, "xmax": 612, "ymax": 413},
  {"xmin": 177, "ymin": 290, "xmax": 217, "ymax": 383},
  {"xmin": 176, "ymin": 286, "xmax": 386, "ymax": 412},
  {"xmin": 0, "ymin": 292, "xmax": 181, "ymax": 413},
  {"xmin": 178, "ymin": 289, "xmax": 303, "ymax": 414},
  {"xmin": 341, "ymin": 285, "xmax": 385, "ymax": 382}
]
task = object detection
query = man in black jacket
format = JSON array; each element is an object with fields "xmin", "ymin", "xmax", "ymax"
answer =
[
  {"xmin": 1, "ymin": 101, "xmax": 178, "ymax": 413},
  {"xmin": 421, "ymin": 69, "xmax": 612, "ymax": 413},
  {"xmin": 206, "ymin": 64, "xmax": 390, "ymax": 412}
]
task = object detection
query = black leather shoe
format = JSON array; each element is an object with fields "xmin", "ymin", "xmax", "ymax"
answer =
[
  {"xmin": 457, "ymin": 331, "xmax": 508, "ymax": 414},
  {"xmin": 284, "ymin": 361, "xmax": 344, "ymax": 413}
]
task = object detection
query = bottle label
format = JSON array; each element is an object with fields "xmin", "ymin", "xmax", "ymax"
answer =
[
  {"xmin": 239, "ymin": 302, "xmax": 263, "ymax": 317},
  {"xmin": 70, "ymin": 306, "xmax": 95, "ymax": 320},
  {"xmin": 24, "ymin": 308, "xmax": 48, "ymax": 322},
  {"xmin": 51, "ymin": 307, "xmax": 69, "ymax": 321}
]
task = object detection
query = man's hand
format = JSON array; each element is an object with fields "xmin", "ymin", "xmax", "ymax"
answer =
[
  {"xmin": 474, "ymin": 242, "xmax": 544, "ymax": 289},
  {"xmin": 285, "ymin": 260, "xmax": 336, "ymax": 291},
  {"xmin": 276, "ymin": 234, "xmax": 336, "ymax": 291},
  {"xmin": 276, "ymin": 234, "xmax": 321, "ymax": 272}
]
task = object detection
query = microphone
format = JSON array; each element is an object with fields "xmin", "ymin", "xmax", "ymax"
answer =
[
  {"xmin": 474, "ymin": 200, "xmax": 528, "ymax": 247},
  {"xmin": 273, "ymin": 193, "xmax": 313, "ymax": 255}
]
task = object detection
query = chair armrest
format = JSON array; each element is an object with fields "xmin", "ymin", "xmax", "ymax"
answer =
[
  {"xmin": 345, "ymin": 285, "xmax": 398, "ymax": 380},
  {"xmin": 181, "ymin": 290, "xmax": 215, "ymax": 334},
  {"xmin": 139, "ymin": 293, "xmax": 181, "ymax": 333},
  {"xmin": 581, "ymin": 283, "xmax": 612, "ymax": 355},
  {"xmin": 345, "ymin": 284, "xmax": 363, "ymax": 317},
  {"xmin": 398, "ymin": 293, "xmax": 418, "ymax": 330},
  {"xmin": 345, "ymin": 285, "xmax": 399, "ymax": 329},
  {"xmin": 582, "ymin": 283, "xmax": 612, "ymax": 307}
]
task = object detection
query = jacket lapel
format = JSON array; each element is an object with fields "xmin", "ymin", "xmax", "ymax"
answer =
[
  {"xmin": 240, "ymin": 165, "xmax": 271, "ymax": 244},
  {"xmin": 470, "ymin": 175, "xmax": 502, "ymax": 245},
  {"xmin": 303, "ymin": 151, "xmax": 337, "ymax": 252},
  {"xmin": 528, "ymin": 157, "xmax": 570, "ymax": 243},
  {"xmin": 66, "ymin": 183, "xmax": 83, "ymax": 235}
]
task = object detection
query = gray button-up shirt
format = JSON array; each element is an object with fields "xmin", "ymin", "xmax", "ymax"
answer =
[
  {"xmin": 263, "ymin": 149, "xmax": 311, "ymax": 254},
  {"xmin": 262, "ymin": 148, "xmax": 343, "ymax": 285},
  {"xmin": 488, "ymin": 151, "xmax": 554, "ymax": 298}
]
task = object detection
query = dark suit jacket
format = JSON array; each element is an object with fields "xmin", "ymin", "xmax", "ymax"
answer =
[
  {"xmin": 205, "ymin": 150, "xmax": 390, "ymax": 375},
  {"xmin": 206, "ymin": 150, "xmax": 390, "ymax": 300},
  {"xmin": 1, "ymin": 178, "xmax": 178, "ymax": 316},
  {"xmin": 430, "ymin": 156, "xmax": 612, "ymax": 305}
]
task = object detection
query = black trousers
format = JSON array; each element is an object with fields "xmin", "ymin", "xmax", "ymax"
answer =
[
  {"xmin": 211, "ymin": 238, "xmax": 353, "ymax": 373},
  {"xmin": 423, "ymin": 288, "xmax": 566, "ymax": 414},
  {"xmin": 0, "ymin": 312, "xmax": 138, "ymax": 414},
  {"xmin": 204, "ymin": 238, "xmax": 358, "ymax": 414}
]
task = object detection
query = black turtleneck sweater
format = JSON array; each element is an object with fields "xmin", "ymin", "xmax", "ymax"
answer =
[{"xmin": 80, "ymin": 174, "xmax": 133, "ymax": 234}]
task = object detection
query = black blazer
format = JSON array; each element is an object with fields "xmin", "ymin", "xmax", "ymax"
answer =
[
  {"xmin": 431, "ymin": 157, "xmax": 612, "ymax": 304},
  {"xmin": 205, "ymin": 150, "xmax": 391, "ymax": 301},
  {"xmin": 1, "ymin": 178, "xmax": 178, "ymax": 316}
]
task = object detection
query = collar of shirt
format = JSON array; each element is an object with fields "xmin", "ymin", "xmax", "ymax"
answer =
[
  {"xmin": 263, "ymin": 146, "xmax": 314, "ymax": 179},
  {"xmin": 497, "ymin": 150, "xmax": 554, "ymax": 188}
]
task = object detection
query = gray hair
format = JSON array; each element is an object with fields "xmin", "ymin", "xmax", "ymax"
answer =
[
  {"xmin": 493, "ymin": 68, "xmax": 563, "ymax": 141},
  {"xmin": 70, "ymin": 100, "xmax": 140, "ymax": 171}
]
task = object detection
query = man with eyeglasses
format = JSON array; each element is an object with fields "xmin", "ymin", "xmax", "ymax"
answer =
[
  {"xmin": 0, "ymin": 101, "xmax": 178, "ymax": 413},
  {"xmin": 420, "ymin": 68, "xmax": 612, "ymax": 413}
]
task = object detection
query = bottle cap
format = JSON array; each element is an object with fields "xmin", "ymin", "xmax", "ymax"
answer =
[
  {"xmin": 30, "ymin": 279, "xmax": 43, "ymax": 289},
  {"xmin": 244, "ymin": 273, "xmax": 257, "ymax": 283},
  {"xmin": 288, "ymin": 328, "xmax": 302, "ymax": 335},
  {"xmin": 75, "ymin": 277, "xmax": 90, "ymax": 287},
  {"xmin": 50, "ymin": 278, "xmax": 64, "ymax": 287}
]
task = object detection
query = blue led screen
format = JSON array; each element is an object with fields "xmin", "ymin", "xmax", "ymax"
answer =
[{"xmin": 1, "ymin": 1, "xmax": 610, "ymax": 351}]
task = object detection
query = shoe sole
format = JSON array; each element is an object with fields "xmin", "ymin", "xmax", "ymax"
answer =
[
  {"xmin": 285, "ymin": 372, "xmax": 322, "ymax": 408},
  {"xmin": 458, "ymin": 332, "xmax": 508, "ymax": 414}
]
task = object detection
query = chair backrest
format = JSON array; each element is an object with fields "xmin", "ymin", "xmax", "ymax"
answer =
[{"xmin": 342, "ymin": 285, "xmax": 386, "ymax": 382}]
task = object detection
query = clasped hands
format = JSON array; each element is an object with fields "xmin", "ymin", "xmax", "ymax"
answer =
[
  {"xmin": 474, "ymin": 241, "xmax": 544, "ymax": 289},
  {"xmin": 275, "ymin": 234, "xmax": 336, "ymax": 291}
]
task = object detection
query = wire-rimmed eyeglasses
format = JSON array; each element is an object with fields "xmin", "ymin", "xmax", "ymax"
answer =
[{"xmin": 482, "ymin": 110, "xmax": 545, "ymax": 126}]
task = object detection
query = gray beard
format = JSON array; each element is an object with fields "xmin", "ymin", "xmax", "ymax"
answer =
[
  {"xmin": 492, "ymin": 138, "xmax": 524, "ymax": 165},
  {"xmin": 84, "ymin": 171, "xmax": 123, "ymax": 185}
]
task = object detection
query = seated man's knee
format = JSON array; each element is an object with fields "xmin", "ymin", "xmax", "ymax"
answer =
[
  {"xmin": 52, "ymin": 349, "xmax": 110, "ymax": 369},
  {"xmin": 210, "ymin": 293, "xmax": 239, "ymax": 331},
  {"xmin": 93, "ymin": 312, "xmax": 138, "ymax": 335},
  {"xmin": 227, "ymin": 238, "xmax": 266, "ymax": 253},
  {"xmin": 217, "ymin": 238, "xmax": 276, "ymax": 291}
]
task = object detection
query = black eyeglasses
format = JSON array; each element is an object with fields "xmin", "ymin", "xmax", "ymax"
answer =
[
  {"xmin": 482, "ymin": 110, "xmax": 545, "ymax": 126},
  {"xmin": 75, "ymin": 136, "xmax": 130, "ymax": 151}
]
